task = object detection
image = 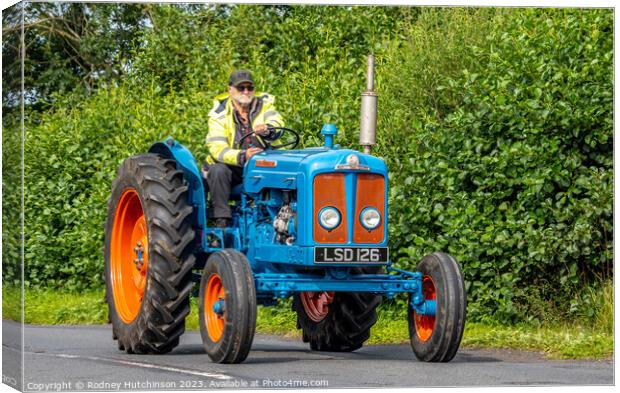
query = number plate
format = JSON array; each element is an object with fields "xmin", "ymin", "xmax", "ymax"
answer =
[{"xmin": 314, "ymin": 247, "xmax": 389, "ymax": 264}]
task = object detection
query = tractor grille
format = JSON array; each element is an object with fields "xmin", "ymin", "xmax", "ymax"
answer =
[
  {"xmin": 354, "ymin": 173, "xmax": 385, "ymax": 243},
  {"xmin": 313, "ymin": 172, "xmax": 385, "ymax": 244},
  {"xmin": 313, "ymin": 173, "xmax": 348, "ymax": 243}
]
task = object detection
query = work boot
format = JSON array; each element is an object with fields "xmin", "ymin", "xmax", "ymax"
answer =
[{"xmin": 215, "ymin": 218, "xmax": 229, "ymax": 228}]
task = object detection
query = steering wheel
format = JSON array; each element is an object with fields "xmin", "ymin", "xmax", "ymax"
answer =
[{"xmin": 238, "ymin": 126, "xmax": 300, "ymax": 150}]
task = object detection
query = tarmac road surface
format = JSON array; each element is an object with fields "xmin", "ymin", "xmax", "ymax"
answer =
[{"xmin": 2, "ymin": 320, "xmax": 614, "ymax": 391}]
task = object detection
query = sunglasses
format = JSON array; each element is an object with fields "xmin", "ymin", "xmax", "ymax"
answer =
[{"xmin": 235, "ymin": 84, "xmax": 254, "ymax": 92}]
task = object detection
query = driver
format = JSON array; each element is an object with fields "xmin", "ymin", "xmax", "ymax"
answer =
[{"xmin": 204, "ymin": 69, "xmax": 284, "ymax": 228}]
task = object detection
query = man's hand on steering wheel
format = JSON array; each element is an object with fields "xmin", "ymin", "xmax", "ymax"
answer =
[
  {"xmin": 253, "ymin": 124, "xmax": 283, "ymax": 141},
  {"xmin": 238, "ymin": 126, "xmax": 300, "ymax": 151},
  {"xmin": 253, "ymin": 124, "xmax": 270, "ymax": 136}
]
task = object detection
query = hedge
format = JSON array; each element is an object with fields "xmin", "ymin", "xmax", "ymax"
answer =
[{"xmin": 2, "ymin": 6, "xmax": 613, "ymax": 323}]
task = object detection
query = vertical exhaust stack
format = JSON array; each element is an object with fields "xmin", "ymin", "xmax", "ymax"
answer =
[{"xmin": 360, "ymin": 55, "xmax": 378, "ymax": 154}]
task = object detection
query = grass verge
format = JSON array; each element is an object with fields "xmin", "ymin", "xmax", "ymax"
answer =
[
  {"xmin": 2, "ymin": 285, "xmax": 612, "ymax": 360},
  {"xmin": 2, "ymin": 286, "xmax": 108, "ymax": 324}
]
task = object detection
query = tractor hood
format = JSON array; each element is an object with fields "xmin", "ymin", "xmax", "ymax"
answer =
[{"xmin": 242, "ymin": 147, "xmax": 388, "ymax": 194}]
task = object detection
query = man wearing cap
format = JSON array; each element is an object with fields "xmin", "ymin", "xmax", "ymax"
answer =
[{"xmin": 204, "ymin": 70, "xmax": 285, "ymax": 229}]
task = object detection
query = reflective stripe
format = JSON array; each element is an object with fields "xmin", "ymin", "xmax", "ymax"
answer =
[
  {"xmin": 264, "ymin": 110, "xmax": 279, "ymax": 118},
  {"xmin": 217, "ymin": 147, "xmax": 232, "ymax": 161},
  {"xmin": 207, "ymin": 136, "xmax": 228, "ymax": 143}
]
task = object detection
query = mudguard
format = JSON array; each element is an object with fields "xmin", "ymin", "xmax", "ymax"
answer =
[{"xmin": 149, "ymin": 137, "xmax": 207, "ymax": 232}]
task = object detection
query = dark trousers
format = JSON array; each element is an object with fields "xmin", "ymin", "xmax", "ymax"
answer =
[{"xmin": 205, "ymin": 163, "xmax": 243, "ymax": 219}]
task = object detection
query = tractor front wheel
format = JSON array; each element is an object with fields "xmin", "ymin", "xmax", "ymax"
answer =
[
  {"xmin": 199, "ymin": 249, "xmax": 257, "ymax": 364},
  {"xmin": 104, "ymin": 154, "xmax": 195, "ymax": 354},
  {"xmin": 408, "ymin": 252, "xmax": 466, "ymax": 362}
]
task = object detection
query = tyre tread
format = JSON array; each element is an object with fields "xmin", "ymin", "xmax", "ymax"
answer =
[
  {"xmin": 409, "ymin": 252, "xmax": 467, "ymax": 362},
  {"xmin": 292, "ymin": 267, "xmax": 382, "ymax": 352},
  {"xmin": 199, "ymin": 249, "xmax": 256, "ymax": 364},
  {"xmin": 104, "ymin": 153, "xmax": 195, "ymax": 355}
]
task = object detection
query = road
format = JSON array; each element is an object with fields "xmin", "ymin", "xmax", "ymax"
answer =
[{"xmin": 2, "ymin": 320, "xmax": 613, "ymax": 391}]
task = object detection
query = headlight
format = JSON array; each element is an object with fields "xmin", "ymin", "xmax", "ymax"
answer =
[
  {"xmin": 360, "ymin": 207, "xmax": 381, "ymax": 230},
  {"xmin": 318, "ymin": 207, "xmax": 341, "ymax": 230}
]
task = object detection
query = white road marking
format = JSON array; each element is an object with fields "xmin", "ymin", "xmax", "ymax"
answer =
[{"xmin": 40, "ymin": 352, "xmax": 232, "ymax": 380}]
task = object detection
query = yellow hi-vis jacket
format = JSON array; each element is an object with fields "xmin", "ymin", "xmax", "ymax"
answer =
[{"xmin": 206, "ymin": 92, "xmax": 284, "ymax": 166}]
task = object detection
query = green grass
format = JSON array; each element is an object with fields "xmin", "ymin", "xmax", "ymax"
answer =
[
  {"xmin": 3, "ymin": 285, "xmax": 612, "ymax": 359},
  {"xmin": 462, "ymin": 322, "xmax": 613, "ymax": 359},
  {"xmin": 2, "ymin": 286, "xmax": 108, "ymax": 324}
]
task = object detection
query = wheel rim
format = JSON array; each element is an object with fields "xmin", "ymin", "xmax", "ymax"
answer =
[
  {"xmin": 300, "ymin": 291, "xmax": 335, "ymax": 322},
  {"xmin": 111, "ymin": 188, "xmax": 149, "ymax": 324},
  {"xmin": 204, "ymin": 274, "xmax": 225, "ymax": 342},
  {"xmin": 414, "ymin": 276, "xmax": 436, "ymax": 342}
]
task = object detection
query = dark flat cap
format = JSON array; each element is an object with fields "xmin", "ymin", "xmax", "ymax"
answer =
[{"xmin": 229, "ymin": 70, "xmax": 253, "ymax": 86}]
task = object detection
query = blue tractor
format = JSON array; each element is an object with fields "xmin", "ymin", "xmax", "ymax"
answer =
[{"xmin": 104, "ymin": 57, "xmax": 466, "ymax": 364}]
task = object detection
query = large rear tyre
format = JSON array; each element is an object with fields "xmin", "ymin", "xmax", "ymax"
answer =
[
  {"xmin": 408, "ymin": 252, "xmax": 466, "ymax": 362},
  {"xmin": 104, "ymin": 154, "xmax": 195, "ymax": 354},
  {"xmin": 199, "ymin": 249, "xmax": 257, "ymax": 364},
  {"xmin": 293, "ymin": 267, "xmax": 382, "ymax": 352}
]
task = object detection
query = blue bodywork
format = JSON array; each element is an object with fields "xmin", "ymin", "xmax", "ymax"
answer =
[{"xmin": 148, "ymin": 128, "xmax": 434, "ymax": 315}]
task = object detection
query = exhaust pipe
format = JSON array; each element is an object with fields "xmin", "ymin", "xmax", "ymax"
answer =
[{"xmin": 360, "ymin": 55, "xmax": 378, "ymax": 154}]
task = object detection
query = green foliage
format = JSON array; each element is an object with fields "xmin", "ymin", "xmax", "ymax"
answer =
[
  {"xmin": 1, "ymin": 285, "xmax": 22, "ymax": 322},
  {"xmin": 131, "ymin": 5, "xmax": 410, "ymax": 146},
  {"xmin": 383, "ymin": 8, "xmax": 613, "ymax": 323},
  {"xmin": 2, "ymin": 2, "xmax": 150, "ymax": 109},
  {"xmin": 8, "ymin": 6, "xmax": 613, "ymax": 325},
  {"xmin": 2, "ymin": 113, "xmax": 21, "ymax": 284}
]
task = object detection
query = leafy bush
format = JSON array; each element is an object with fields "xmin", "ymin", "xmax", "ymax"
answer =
[
  {"xmin": 384, "ymin": 8, "xmax": 613, "ymax": 323},
  {"xmin": 131, "ymin": 5, "xmax": 410, "ymax": 146},
  {"xmin": 5, "ymin": 6, "xmax": 613, "ymax": 324},
  {"xmin": 2, "ymin": 113, "xmax": 21, "ymax": 284}
]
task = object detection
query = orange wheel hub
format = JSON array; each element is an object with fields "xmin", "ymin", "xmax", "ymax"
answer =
[
  {"xmin": 204, "ymin": 274, "xmax": 226, "ymax": 342},
  {"xmin": 414, "ymin": 276, "xmax": 436, "ymax": 342},
  {"xmin": 110, "ymin": 188, "xmax": 149, "ymax": 324},
  {"xmin": 300, "ymin": 291, "xmax": 335, "ymax": 322}
]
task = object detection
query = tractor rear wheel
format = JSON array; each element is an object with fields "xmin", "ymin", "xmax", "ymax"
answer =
[
  {"xmin": 292, "ymin": 267, "xmax": 382, "ymax": 352},
  {"xmin": 104, "ymin": 153, "xmax": 195, "ymax": 354},
  {"xmin": 408, "ymin": 252, "xmax": 466, "ymax": 362},
  {"xmin": 199, "ymin": 249, "xmax": 257, "ymax": 364}
]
